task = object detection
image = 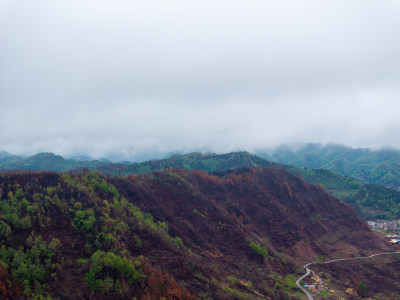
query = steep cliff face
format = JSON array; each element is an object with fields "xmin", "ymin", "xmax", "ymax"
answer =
[{"xmin": 0, "ymin": 167, "xmax": 386, "ymax": 299}]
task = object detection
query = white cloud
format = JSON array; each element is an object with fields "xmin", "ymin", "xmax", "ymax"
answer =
[{"xmin": 1, "ymin": 0, "xmax": 400, "ymax": 159}]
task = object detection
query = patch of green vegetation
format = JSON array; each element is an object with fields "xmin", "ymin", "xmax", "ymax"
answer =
[
  {"xmin": 317, "ymin": 255, "xmax": 327, "ymax": 262},
  {"xmin": 65, "ymin": 172, "xmax": 184, "ymax": 251},
  {"xmin": 222, "ymin": 286, "xmax": 263, "ymax": 300},
  {"xmin": 123, "ymin": 199, "xmax": 184, "ymax": 249},
  {"xmin": 268, "ymin": 274, "xmax": 302, "ymax": 298},
  {"xmin": 0, "ymin": 171, "xmax": 178, "ymax": 297},
  {"xmin": 226, "ymin": 275, "xmax": 238, "ymax": 286},
  {"xmin": 84, "ymin": 250, "xmax": 144, "ymax": 292},
  {"xmin": 320, "ymin": 290, "xmax": 335, "ymax": 299},
  {"xmin": 76, "ymin": 258, "xmax": 89, "ymax": 264},
  {"xmin": 0, "ymin": 233, "xmax": 62, "ymax": 297},
  {"xmin": 249, "ymin": 242, "xmax": 268, "ymax": 259}
]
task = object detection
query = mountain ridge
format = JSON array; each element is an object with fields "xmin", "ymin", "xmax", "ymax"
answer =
[{"xmin": 2, "ymin": 150, "xmax": 400, "ymax": 220}]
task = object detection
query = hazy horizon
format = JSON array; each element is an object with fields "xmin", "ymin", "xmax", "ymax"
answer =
[
  {"xmin": 1, "ymin": 1, "xmax": 400, "ymax": 159},
  {"xmin": 1, "ymin": 142, "xmax": 400, "ymax": 163}
]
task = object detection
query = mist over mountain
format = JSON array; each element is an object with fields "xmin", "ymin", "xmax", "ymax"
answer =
[
  {"xmin": 2, "ymin": 1, "xmax": 400, "ymax": 297},
  {"xmin": 2, "ymin": 1, "xmax": 400, "ymax": 156}
]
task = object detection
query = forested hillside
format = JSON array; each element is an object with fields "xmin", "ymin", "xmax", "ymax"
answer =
[
  {"xmin": 260, "ymin": 143, "xmax": 400, "ymax": 188},
  {"xmin": 0, "ymin": 151, "xmax": 22, "ymax": 164},
  {"xmin": 283, "ymin": 166, "xmax": 400, "ymax": 220},
  {"xmin": 0, "ymin": 168, "xmax": 388, "ymax": 299},
  {"xmin": 0, "ymin": 153, "xmax": 107, "ymax": 172}
]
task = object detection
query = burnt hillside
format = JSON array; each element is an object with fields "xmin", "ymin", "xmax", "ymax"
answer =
[
  {"xmin": 0, "ymin": 167, "xmax": 386, "ymax": 299},
  {"xmin": 112, "ymin": 167, "xmax": 386, "ymax": 263}
]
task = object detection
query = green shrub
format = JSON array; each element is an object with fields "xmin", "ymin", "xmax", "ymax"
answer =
[
  {"xmin": 173, "ymin": 237, "xmax": 184, "ymax": 248},
  {"xmin": 0, "ymin": 221, "xmax": 11, "ymax": 238},
  {"xmin": 358, "ymin": 281, "xmax": 369, "ymax": 297},
  {"xmin": 226, "ymin": 275, "xmax": 238, "ymax": 286},
  {"xmin": 275, "ymin": 282, "xmax": 284, "ymax": 290},
  {"xmin": 84, "ymin": 250, "xmax": 144, "ymax": 292},
  {"xmin": 249, "ymin": 242, "xmax": 268, "ymax": 259}
]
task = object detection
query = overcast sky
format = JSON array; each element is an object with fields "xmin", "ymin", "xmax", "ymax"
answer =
[{"xmin": 1, "ymin": 0, "xmax": 400, "ymax": 160}]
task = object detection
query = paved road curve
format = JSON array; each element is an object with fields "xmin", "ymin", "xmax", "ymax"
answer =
[
  {"xmin": 295, "ymin": 263, "xmax": 314, "ymax": 300},
  {"xmin": 296, "ymin": 251, "xmax": 400, "ymax": 300}
]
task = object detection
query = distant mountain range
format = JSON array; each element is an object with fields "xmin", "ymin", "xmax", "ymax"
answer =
[
  {"xmin": 3, "ymin": 144, "xmax": 400, "ymax": 188},
  {"xmin": 259, "ymin": 143, "xmax": 400, "ymax": 189},
  {"xmin": 95, "ymin": 151, "xmax": 272, "ymax": 175},
  {"xmin": 0, "ymin": 152, "xmax": 108, "ymax": 171},
  {"xmin": 0, "ymin": 150, "xmax": 22, "ymax": 164}
]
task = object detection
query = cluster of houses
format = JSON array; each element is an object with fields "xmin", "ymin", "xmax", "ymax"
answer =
[
  {"xmin": 303, "ymin": 282, "xmax": 324, "ymax": 293},
  {"xmin": 367, "ymin": 219, "xmax": 400, "ymax": 233},
  {"xmin": 368, "ymin": 220, "xmax": 400, "ymax": 243}
]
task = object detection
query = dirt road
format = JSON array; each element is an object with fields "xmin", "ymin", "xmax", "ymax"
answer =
[{"xmin": 296, "ymin": 251, "xmax": 400, "ymax": 300}]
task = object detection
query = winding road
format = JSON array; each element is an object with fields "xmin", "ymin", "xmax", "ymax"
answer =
[
  {"xmin": 296, "ymin": 251, "xmax": 400, "ymax": 300},
  {"xmin": 295, "ymin": 263, "xmax": 314, "ymax": 300}
]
